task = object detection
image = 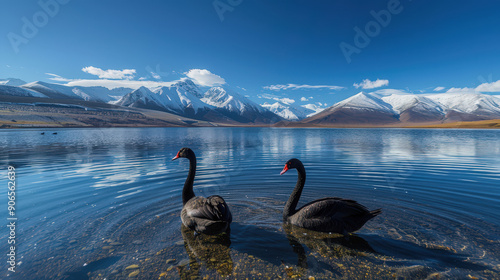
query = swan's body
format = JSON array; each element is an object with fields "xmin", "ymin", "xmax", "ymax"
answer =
[
  {"xmin": 281, "ymin": 158, "xmax": 381, "ymax": 234},
  {"xmin": 173, "ymin": 148, "xmax": 232, "ymax": 235}
]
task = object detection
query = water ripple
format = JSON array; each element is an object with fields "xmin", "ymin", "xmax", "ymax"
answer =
[{"xmin": 1, "ymin": 127, "xmax": 499, "ymax": 279}]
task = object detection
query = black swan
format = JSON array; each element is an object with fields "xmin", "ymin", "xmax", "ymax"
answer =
[
  {"xmin": 280, "ymin": 158, "xmax": 381, "ymax": 235},
  {"xmin": 172, "ymin": 147, "xmax": 232, "ymax": 235}
]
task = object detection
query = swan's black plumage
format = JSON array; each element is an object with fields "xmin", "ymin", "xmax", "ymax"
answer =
[
  {"xmin": 281, "ymin": 158, "xmax": 381, "ymax": 234},
  {"xmin": 173, "ymin": 148, "xmax": 232, "ymax": 235}
]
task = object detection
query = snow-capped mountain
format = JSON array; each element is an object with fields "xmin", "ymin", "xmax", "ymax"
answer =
[
  {"xmin": 202, "ymin": 87, "xmax": 264, "ymax": 113},
  {"xmin": 261, "ymin": 101, "xmax": 315, "ymax": 120},
  {"xmin": 154, "ymin": 80, "xmax": 209, "ymax": 114},
  {"xmin": 22, "ymin": 81, "xmax": 84, "ymax": 100},
  {"xmin": 0, "ymin": 78, "xmax": 26, "ymax": 86},
  {"xmin": 3, "ymin": 76, "xmax": 500, "ymax": 126},
  {"xmin": 72, "ymin": 86, "xmax": 131, "ymax": 102},
  {"xmin": 0, "ymin": 77, "xmax": 280, "ymax": 124},
  {"xmin": 172, "ymin": 79, "xmax": 204, "ymax": 98},
  {"xmin": 381, "ymin": 94, "xmax": 445, "ymax": 123},
  {"xmin": 115, "ymin": 81, "xmax": 213, "ymax": 118},
  {"xmin": 21, "ymin": 81, "xmax": 128, "ymax": 102},
  {"xmin": 0, "ymin": 84, "xmax": 48, "ymax": 98},
  {"xmin": 202, "ymin": 86, "xmax": 281, "ymax": 123},
  {"xmin": 301, "ymin": 103, "xmax": 327, "ymax": 117},
  {"xmin": 114, "ymin": 86, "xmax": 165, "ymax": 111},
  {"xmin": 428, "ymin": 93, "xmax": 500, "ymax": 116},
  {"xmin": 303, "ymin": 91, "xmax": 500, "ymax": 125},
  {"xmin": 305, "ymin": 92, "xmax": 399, "ymax": 125},
  {"xmin": 115, "ymin": 84, "xmax": 280, "ymax": 123},
  {"xmin": 335, "ymin": 92, "xmax": 395, "ymax": 113}
]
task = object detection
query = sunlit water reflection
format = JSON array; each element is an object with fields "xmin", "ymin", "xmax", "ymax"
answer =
[{"xmin": 0, "ymin": 127, "xmax": 499, "ymax": 279}]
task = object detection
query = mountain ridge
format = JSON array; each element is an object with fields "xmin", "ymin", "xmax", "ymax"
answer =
[
  {"xmin": 1, "ymin": 77, "xmax": 500, "ymax": 127},
  {"xmin": 300, "ymin": 91, "xmax": 500, "ymax": 126}
]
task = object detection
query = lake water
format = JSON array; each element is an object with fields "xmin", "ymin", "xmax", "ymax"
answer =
[{"xmin": 0, "ymin": 127, "xmax": 499, "ymax": 279}]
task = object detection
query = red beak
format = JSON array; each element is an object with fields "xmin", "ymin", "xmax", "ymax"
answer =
[
  {"xmin": 171, "ymin": 152, "xmax": 180, "ymax": 161},
  {"xmin": 280, "ymin": 165, "xmax": 289, "ymax": 175}
]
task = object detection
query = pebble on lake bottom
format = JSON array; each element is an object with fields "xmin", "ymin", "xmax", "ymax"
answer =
[
  {"xmin": 125, "ymin": 264, "xmax": 139, "ymax": 270},
  {"xmin": 128, "ymin": 269, "xmax": 140, "ymax": 278}
]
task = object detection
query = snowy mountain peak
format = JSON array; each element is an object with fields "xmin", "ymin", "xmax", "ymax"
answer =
[
  {"xmin": 153, "ymin": 84, "xmax": 211, "ymax": 113},
  {"xmin": 261, "ymin": 101, "xmax": 315, "ymax": 120},
  {"xmin": 0, "ymin": 78, "xmax": 26, "ymax": 86},
  {"xmin": 334, "ymin": 92, "xmax": 394, "ymax": 113},
  {"xmin": 23, "ymin": 81, "xmax": 49, "ymax": 87},
  {"xmin": 0, "ymin": 84, "xmax": 48, "ymax": 98},
  {"xmin": 382, "ymin": 94, "xmax": 443, "ymax": 114},
  {"xmin": 425, "ymin": 92, "xmax": 500, "ymax": 115},
  {"xmin": 203, "ymin": 86, "xmax": 265, "ymax": 113},
  {"xmin": 134, "ymin": 86, "xmax": 152, "ymax": 94},
  {"xmin": 22, "ymin": 81, "xmax": 83, "ymax": 99},
  {"xmin": 172, "ymin": 79, "xmax": 203, "ymax": 98}
]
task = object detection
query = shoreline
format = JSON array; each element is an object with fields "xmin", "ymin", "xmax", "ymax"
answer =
[{"xmin": 1, "ymin": 119, "xmax": 500, "ymax": 130}]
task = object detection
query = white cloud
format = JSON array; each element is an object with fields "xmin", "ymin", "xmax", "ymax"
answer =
[
  {"xmin": 372, "ymin": 88, "xmax": 410, "ymax": 96},
  {"xmin": 185, "ymin": 69, "xmax": 225, "ymax": 87},
  {"xmin": 82, "ymin": 66, "xmax": 136, "ymax": 80},
  {"xmin": 64, "ymin": 78, "xmax": 180, "ymax": 90},
  {"xmin": 258, "ymin": 93, "xmax": 295, "ymax": 105},
  {"xmin": 475, "ymin": 80, "xmax": 500, "ymax": 92},
  {"xmin": 48, "ymin": 68, "xmax": 226, "ymax": 90},
  {"xmin": 46, "ymin": 73, "xmax": 73, "ymax": 82},
  {"xmin": 263, "ymin": 84, "xmax": 344, "ymax": 91},
  {"xmin": 150, "ymin": 71, "xmax": 161, "ymax": 80},
  {"xmin": 446, "ymin": 87, "xmax": 477, "ymax": 93},
  {"xmin": 300, "ymin": 97, "xmax": 308, "ymax": 101},
  {"xmin": 301, "ymin": 103, "xmax": 328, "ymax": 115},
  {"xmin": 353, "ymin": 79, "xmax": 389, "ymax": 89},
  {"xmin": 279, "ymin": 98, "xmax": 295, "ymax": 104},
  {"xmin": 426, "ymin": 80, "xmax": 500, "ymax": 94}
]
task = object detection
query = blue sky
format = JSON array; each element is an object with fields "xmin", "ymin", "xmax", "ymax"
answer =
[{"xmin": 1, "ymin": 0, "xmax": 500, "ymax": 108}]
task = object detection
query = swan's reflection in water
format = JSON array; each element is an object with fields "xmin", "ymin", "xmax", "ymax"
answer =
[
  {"xmin": 282, "ymin": 223, "xmax": 491, "ymax": 278},
  {"xmin": 177, "ymin": 225, "xmax": 233, "ymax": 279},
  {"xmin": 283, "ymin": 223, "xmax": 376, "ymax": 277},
  {"xmin": 284, "ymin": 223, "xmax": 376, "ymax": 264}
]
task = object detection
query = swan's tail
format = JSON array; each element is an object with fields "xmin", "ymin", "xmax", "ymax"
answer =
[{"xmin": 369, "ymin": 208, "xmax": 382, "ymax": 218}]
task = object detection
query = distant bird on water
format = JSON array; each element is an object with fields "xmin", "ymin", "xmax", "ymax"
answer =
[
  {"xmin": 52, "ymin": 132, "xmax": 57, "ymax": 135},
  {"xmin": 41, "ymin": 132, "xmax": 45, "ymax": 135},
  {"xmin": 280, "ymin": 158, "xmax": 381, "ymax": 235},
  {"xmin": 172, "ymin": 147, "xmax": 232, "ymax": 235}
]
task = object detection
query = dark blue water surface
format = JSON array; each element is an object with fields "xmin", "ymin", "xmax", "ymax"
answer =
[{"xmin": 0, "ymin": 127, "xmax": 499, "ymax": 279}]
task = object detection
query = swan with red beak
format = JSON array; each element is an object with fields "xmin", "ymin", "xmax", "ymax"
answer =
[
  {"xmin": 280, "ymin": 158, "xmax": 381, "ymax": 235},
  {"xmin": 172, "ymin": 147, "xmax": 232, "ymax": 235}
]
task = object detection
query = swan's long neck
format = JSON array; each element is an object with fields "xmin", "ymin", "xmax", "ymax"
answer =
[
  {"xmin": 283, "ymin": 163, "xmax": 306, "ymax": 219},
  {"xmin": 182, "ymin": 154, "xmax": 196, "ymax": 205}
]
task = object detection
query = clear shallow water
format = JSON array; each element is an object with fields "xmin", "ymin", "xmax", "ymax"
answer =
[{"xmin": 0, "ymin": 127, "xmax": 499, "ymax": 279}]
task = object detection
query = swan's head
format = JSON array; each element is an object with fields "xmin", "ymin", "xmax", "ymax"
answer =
[
  {"xmin": 280, "ymin": 158, "xmax": 302, "ymax": 175},
  {"xmin": 172, "ymin": 147, "xmax": 194, "ymax": 161}
]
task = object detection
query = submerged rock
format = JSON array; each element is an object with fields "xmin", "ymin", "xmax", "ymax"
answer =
[
  {"xmin": 125, "ymin": 264, "xmax": 139, "ymax": 270},
  {"xmin": 128, "ymin": 270, "xmax": 140, "ymax": 277}
]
